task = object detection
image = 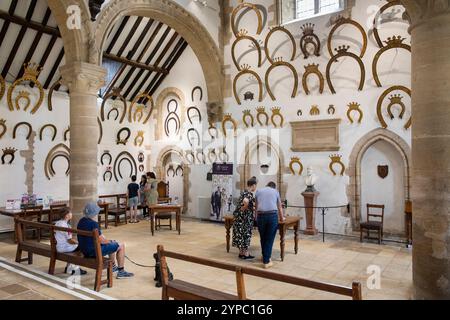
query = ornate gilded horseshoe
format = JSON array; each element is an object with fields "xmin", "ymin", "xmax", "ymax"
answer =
[
  {"xmin": 264, "ymin": 26, "xmax": 296, "ymax": 64},
  {"xmin": 0, "ymin": 119, "xmax": 7, "ymax": 139},
  {"xmin": 47, "ymin": 79, "xmax": 61, "ymax": 111},
  {"xmin": 44, "ymin": 144, "xmax": 70, "ymax": 180},
  {"xmin": 185, "ymin": 150, "xmax": 195, "ymax": 164},
  {"xmin": 270, "ymin": 107, "xmax": 284, "ymax": 128},
  {"xmin": 118, "ymin": 157, "xmax": 134, "ymax": 179},
  {"xmin": 289, "ymin": 157, "xmax": 303, "ymax": 175},
  {"xmin": 39, "ymin": 124, "xmax": 57, "ymax": 141},
  {"xmin": 97, "ymin": 117, "xmax": 103, "ymax": 145},
  {"xmin": 133, "ymin": 106, "xmax": 144, "ymax": 123},
  {"xmin": 265, "ymin": 59, "xmax": 298, "ymax": 101},
  {"xmin": 167, "ymin": 165, "xmax": 175, "ymax": 177},
  {"xmin": 15, "ymin": 91, "xmax": 31, "ymax": 111},
  {"xmin": 326, "ymin": 46, "xmax": 365, "ymax": 94},
  {"xmin": 233, "ymin": 65, "xmax": 263, "ymax": 105},
  {"xmin": 222, "ymin": 114, "xmax": 238, "ymax": 137},
  {"xmin": 208, "ymin": 149, "xmax": 217, "ymax": 163},
  {"xmin": 329, "ymin": 154, "xmax": 345, "ymax": 176},
  {"xmin": 113, "ymin": 151, "xmax": 137, "ymax": 182},
  {"xmin": 191, "ymin": 86, "xmax": 203, "ymax": 102},
  {"xmin": 100, "ymin": 151, "xmax": 112, "ymax": 166},
  {"xmin": 13, "ymin": 122, "xmax": 32, "ymax": 140},
  {"xmin": 101, "ymin": 88, "xmax": 127, "ymax": 123},
  {"xmin": 0, "ymin": 74, "xmax": 5, "ymax": 101},
  {"xmin": 373, "ymin": 36, "xmax": 411, "ymax": 87},
  {"xmin": 116, "ymin": 128, "xmax": 131, "ymax": 145},
  {"xmin": 242, "ymin": 110, "xmax": 254, "ymax": 128},
  {"xmin": 231, "ymin": 2, "xmax": 263, "ymax": 37},
  {"xmin": 232, "ymin": 31, "xmax": 262, "ymax": 70},
  {"xmin": 187, "ymin": 128, "xmax": 201, "ymax": 147},
  {"xmin": 175, "ymin": 164, "xmax": 183, "ymax": 176},
  {"xmin": 187, "ymin": 106, "xmax": 202, "ymax": 125},
  {"xmin": 377, "ymin": 86, "xmax": 411, "ymax": 130},
  {"xmin": 103, "ymin": 170, "xmax": 112, "ymax": 182},
  {"xmin": 134, "ymin": 131, "xmax": 145, "ymax": 147},
  {"xmin": 165, "ymin": 115, "xmax": 180, "ymax": 136},
  {"xmin": 387, "ymin": 95, "xmax": 406, "ymax": 119},
  {"xmin": 300, "ymin": 23, "xmax": 321, "ymax": 59},
  {"xmin": 328, "ymin": 17, "xmax": 367, "ymax": 58},
  {"xmin": 50, "ymin": 154, "xmax": 70, "ymax": 177},
  {"xmin": 347, "ymin": 102, "xmax": 363, "ymax": 124},
  {"xmin": 64, "ymin": 127, "xmax": 70, "ymax": 142},
  {"xmin": 7, "ymin": 62, "xmax": 44, "ymax": 114},
  {"xmin": 129, "ymin": 92, "xmax": 154, "ymax": 124},
  {"xmin": 196, "ymin": 150, "xmax": 206, "ymax": 164},
  {"xmin": 1, "ymin": 148, "xmax": 17, "ymax": 165},
  {"xmin": 256, "ymin": 107, "xmax": 269, "ymax": 126},
  {"xmin": 302, "ymin": 64, "xmax": 325, "ymax": 95},
  {"xmin": 218, "ymin": 147, "xmax": 229, "ymax": 162},
  {"xmin": 373, "ymin": 1, "xmax": 408, "ymax": 48},
  {"xmin": 107, "ymin": 108, "xmax": 119, "ymax": 121},
  {"xmin": 208, "ymin": 123, "xmax": 219, "ymax": 139}
]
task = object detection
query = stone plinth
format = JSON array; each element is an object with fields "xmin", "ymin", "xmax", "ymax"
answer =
[{"xmin": 302, "ymin": 191, "xmax": 319, "ymax": 235}]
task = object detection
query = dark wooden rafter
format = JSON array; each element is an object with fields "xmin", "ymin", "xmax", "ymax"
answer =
[
  {"xmin": 1, "ymin": 0, "xmax": 38, "ymax": 78},
  {"xmin": 44, "ymin": 48, "xmax": 65, "ymax": 89},
  {"xmin": 106, "ymin": 16, "xmax": 130, "ymax": 53},
  {"xmin": 0, "ymin": 9, "xmax": 60, "ymax": 37},
  {"xmin": 116, "ymin": 17, "xmax": 143, "ymax": 57},
  {"xmin": 128, "ymin": 26, "xmax": 172, "ymax": 99},
  {"xmin": 0, "ymin": 0, "xmax": 19, "ymax": 48},
  {"xmin": 103, "ymin": 53, "xmax": 168, "ymax": 74}
]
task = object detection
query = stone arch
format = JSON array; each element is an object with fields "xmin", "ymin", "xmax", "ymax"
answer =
[
  {"xmin": 238, "ymin": 135, "xmax": 287, "ymax": 199},
  {"xmin": 346, "ymin": 128, "xmax": 411, "ymax": 230},
  {"xmin": 154, "ymin": 145, "xmax": 189, "ymax": 213},
  {"xmin": 93, "ymin": 0, "xmax": 224, "ymax": 121},
  {"xmin": 154, "ymin": 87, "xmax": 186, "ymax": 141}
]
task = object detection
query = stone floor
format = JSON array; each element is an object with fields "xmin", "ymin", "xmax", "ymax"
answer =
[{"xmin": 0, "ymin": 218, "xmax": 413, "ymax": 300}]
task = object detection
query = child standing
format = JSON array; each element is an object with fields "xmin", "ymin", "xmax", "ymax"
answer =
[{"xmin": 127, "ymin": 175, "xmax": 140, "ymax": 223}]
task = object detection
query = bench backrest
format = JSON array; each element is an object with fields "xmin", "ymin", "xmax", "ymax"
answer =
[
  {"xmin": 157, "ymin": 245, "xmax": 362, "ymax": 300},
  {"xmin": 99, "ymin": 194, "xmax": 127, "ymax": 209}
]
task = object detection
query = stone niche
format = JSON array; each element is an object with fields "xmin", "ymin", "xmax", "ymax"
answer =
[{"xmin": 290, "ymin": 119, "xmax": 341, "ymax": 152}]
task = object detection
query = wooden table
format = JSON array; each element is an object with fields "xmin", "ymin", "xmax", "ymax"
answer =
[
  {"xmin": 148, "ymin": 204, "xmax": 182, "ymax": 236},
  {"xmin": 224, "ymin": 215, "xmax": 301, "ymax": 261}
]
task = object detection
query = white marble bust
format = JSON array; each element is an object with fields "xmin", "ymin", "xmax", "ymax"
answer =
[{"xmin": 304, "ymin": 166, "xmax": 318, "ymax": 192}]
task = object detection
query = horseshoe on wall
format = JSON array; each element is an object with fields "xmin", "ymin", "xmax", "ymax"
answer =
[
  {"xmin": 372, "ymin": 0, "xmax": 408, "ymax": 48},
  {"xmin": 50, "ymin": 153, "xmax": 70, "ymax": 177},
  {"xmin": 221, "ymin": 114, "xmax": 238, "ymax": 137},
  {"xmin": 116, "ymin": 127, "xmax": 131, "ymax": 145},
  {"xmin": 264, "ymin": 25, "xmax": 296, "ymax": 64},
  {"xmin": 208, "ymin": 123, "xmax": 219, "ymax": 140},
  {"xmin": 13, "ymin": 122, "xmax": 32, "ymax": 140},
  {"xmin": 39, "ymin": 124, "xmax": 57, "ymax": 142},
  {"xmin": 128, "ymin": 92, "xmax": 154, "ymax": 124},
  {"xmin": 165, "ymin": 115, "xmax": 181, "ymax": 137},
  {"xmin": 377, "ymin": 85, "xmax": 411, "ymax": 130},
  {"xmin": 47, "ymin": 78, "xmax": 61, "ymax": 111},
  {"xmin": 187, "ymin": 128, "xmax": 201, "ymax": 147},
  {"xmin": 100, "ymin": 151, "xmax": 112, "ymax": 166},
  {"xmin": 0, "ymin": 74, "xmax": 5, "ymax": 101},
  {"xmin": 101, "ymin": 88, "xmax": 127, "ymax": 123},
  {"xmin": 15, "ymin": 91, "xmax": 31, "ymax": 111},
  {"xmin": 233, "ymin": 65, "xmax": 263, "ymax": 105},
  {"xmin": 347, "ymin": 102, "xmax": 363, "ymax": 124},
  {"xmin": 1, "ymin": 147, "xmax": 17, "ymax": 165},
  {"xmin": 302, "ymin": 64, "xmax": 325, "ymax": 95},
  {"xmin": 270, "ymin": 107, "xmax": 284, "ymax": 128},
  {"xmin": 64, "ymin": 127, "xmax": 70, "ymax": 142},
  {"xmin": 265, "ymin": 58, "xmax": 298, "ymax": 101},
  {"xmin": 175, "ymin": 164, "xmax": 183, "ymax": 176},
  {"xmin": 0, "ymin": 119, "xmax": 7, "ymax": 139},
  {"xmin": 97, "ymin": 117, "xmax": 103, "ymax": 145},
  {"xmin": 113, "ymin": 151, "xmax": 137, "ymax": 182},
  {"xmin": 387, "ymin": 95, "xmax": 406, "ymax": 120},
  {"xmin": 327, "ymin": 17, "xmax": 367, "ymax": 59},
  {"xmin": 256, "ymin": 107, "xmax": 269, "ymax": 126},
  {"xmin": 118, "ymin": 157, "xmax": 134, "ymax": 179},
  {"xmin": 372, "ymin": 36, "xmax": 411, "ymax": 87},
  {"xmin": 231, "ymin": 2, "xmax": 263, "ymax": 37},
  {"xmin": 134, "ymin": 131, "xmax": 144, "ymax": 147},
  {"xmin": 103, "ymin": 170, "xmax": 112, "ymax": 182},
  {"xmin": 329, "ymin": 154, "xmax": 345, "ymax": 176},
  {"xmin": 191, "ymin": 86, "xmax": 203, "ymax": 102},
  {"xmin": 44, "ymin": 144, "xmax": 70, "ymax": 180},
  {"xmin": 107, "ymin": 108, "xmax": 119, "ymax": 121},
  {"xmin": 289, "ymin": 157, "xmax": 303, "ymax": 175},
  {"xmin": 232, "ymin": 31, "xmax": 262, "ymax": 71},
  {"xmin": 242, "ymin": 110, "xmax": 255, "ymax": 128},
  {"xmin": 167, "ymin": 164, "xmax": 175, "ymax": 177},
  {"xmin": 7, "ymin": 62, "xmax": 44, "ymax": 114},
  {"xmin": 196, "ymin": 150, "xmax": 206, "ymax": 164},
  {"xmin": 218, "ymin": 147, "xmax": 229, "ymax": 162},
  {"xmin": 326, "ymin": 46, "xmax": 365, "ymax": 94},
  {"xmin": 167, "ymin": 99, "xmax": 179, "ymax": 113},
  {"xmin": 300, "ymin": 23, "xmax": 321, "ymax": 59},
  {"xmin": 185, "ymin": 150, "xmax": 195, "ymax": 164},
  {"xmin": 187, "ymin": 106, "xmax": 202, "ymax": 125},
  {"xmin": 208, "ymin": 149, "xmax": 217, "ymax": 164}
]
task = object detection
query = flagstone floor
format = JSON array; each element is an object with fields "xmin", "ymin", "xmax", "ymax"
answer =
[{"xmin": 0, "ymin": 218, "xmax": 413, "ymax": 300}]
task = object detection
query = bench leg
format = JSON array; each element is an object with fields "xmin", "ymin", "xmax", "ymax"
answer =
[
  {"xmin": 107, "ymin": 263, "xmax": 113, "ymax": 288},
  {"xmin": 170, "ymin": 218, "xmax": 172, "ymax": 230},
  {"xmin": 27, "ymin": 252, "xmax": 33, "ymax": 264},
  {"xmin": 360, "ymin": 228, "xmax": 363, "ymax": 242},
  {"xmin": 49, "ymin": 256, "xmax": 56, "ymax": 275},
  {"xmin": 94, "ymin": 268, "xmax": 102, "ymax": 292},
  {"xmin": 15, "ymin": 248, "xmax": 22, "ymax": 263}
]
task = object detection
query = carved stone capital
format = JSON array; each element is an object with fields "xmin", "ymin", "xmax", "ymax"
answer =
[
  {"xmin": 60, "ymin": 62, "xmax": 107, "ymax": 94},
  {"xmin": 402, "ymin": 0, "xmax": 450, "ymax": 28}
]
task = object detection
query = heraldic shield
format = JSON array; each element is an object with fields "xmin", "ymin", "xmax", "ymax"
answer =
[{"xmin": 378, "ymin": 165, "xmax": 389, "ymax": 179}]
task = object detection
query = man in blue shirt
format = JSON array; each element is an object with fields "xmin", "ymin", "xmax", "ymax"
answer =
[
  {"xmin": 77, "ymin": 202, "xmax": 134, "ymax": 279},
  {"xmin": 255, "ymin": 181, "xmax": 285, "ymax": 269}
]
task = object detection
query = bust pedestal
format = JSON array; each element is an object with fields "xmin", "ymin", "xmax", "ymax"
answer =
[{"xmin": 302, "ymin": 191, "xmax": 319, "ymax": 235}]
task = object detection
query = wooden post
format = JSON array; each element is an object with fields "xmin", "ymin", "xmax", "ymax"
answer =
[
  {"xmin": 352, "ymin": 281, "xmax": 362, "ymax": 300},
  {"xmin": 235, "ymin": 267, "xmax": 247, "ymax": 300},
  {"xmin": 157, "ymin": 245, "xmax": 170, "ymax": 300}
]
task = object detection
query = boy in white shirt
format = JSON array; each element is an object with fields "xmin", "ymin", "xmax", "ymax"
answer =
[{"xmin": 54, "ymin": 208, "xmax": 87, "ymax": 275}]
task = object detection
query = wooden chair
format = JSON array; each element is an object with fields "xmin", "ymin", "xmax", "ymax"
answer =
[
  {"xmin": 405, "ymin": 200, "xmax": 412, "ymax": 246},
  {"xmin": 107, "ymin": 194, "xmax": 128, "ymax": 226},
  {"xmin": 157, "ymin": 181, "xmax": 171, "ymax": 203},
  {"xmin": 360, "ymin": 204, "xmax": 385, "ymax": 244},
  {"xmin": 49, "ymin": 203, "xmax": 68, "ymax": 224},
  {"xmin": 156, "ymin": 213, "xmax": 172, "ymax": 230},
  {"xmin": 20, "ymin": 205, "xmax": 43, "ymax": 242}
]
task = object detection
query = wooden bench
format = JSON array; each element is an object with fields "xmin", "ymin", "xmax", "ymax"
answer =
[
  {"xmin": 14, "ymin": 218, "xmax": 113, "ymax": 292},
  {"xmin": 99, "ymin": 194, "xmax": 129, "ymax": 226},
  {"xmin": 157, "ymin": 245, "xmax": 362, "ymax": 300}
]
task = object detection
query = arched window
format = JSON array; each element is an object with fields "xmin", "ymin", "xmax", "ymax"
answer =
[{"xmin": 280, "ymin": 0, "xmax": 345, "ymax": 24}]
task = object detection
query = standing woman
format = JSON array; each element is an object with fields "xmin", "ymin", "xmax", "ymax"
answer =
[
  {"xmin": 139, "ymin": 175, "xmax": 148, "ymax": 217},
  {"xmin": 232, "ymin": 177, "xmax": 258, "ymax": 259},
  {"xmin": 144, "ymin": 172, "xmax": 159, "ymax": 217}
]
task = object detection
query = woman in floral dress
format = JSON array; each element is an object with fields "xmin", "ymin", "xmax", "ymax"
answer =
[{"xmin": 232, "ymin": 177, "xmax": 258, "ymax": 259}]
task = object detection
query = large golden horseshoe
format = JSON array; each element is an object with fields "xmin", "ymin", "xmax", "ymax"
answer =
[
  {"xmin": 265, "ymin": 60, "xmax": 298, "ymax": 101},
  {"xmin": 326, "ymin": 50, "xmax": 365, "ymax": 94},
  {"xmin": 327, "ymin": 17, "xmax": 367, "ymax": 59},
  {"xmin": 233, "ymin": 69, "xmax": 263, "ymax": 105},
  {"xmin": 264, "ymin": 26, "xmax": 296, "ymax": 64},
  {"xmin": 232, "ymin": 35, "xmax": 262, "ymax": 70},
  {"xmin": 7, "ymin": 64, "xmax": 44, "ymax": 114},
  {"xmin": 302, "ymin": 64, "xmax": 325, "ymax": 95},
  {"xmin": 129, "ymin": 92, "xmax": 154, "ymax": 124},
  {"xmin": 372, "ymin": 1, "xmax": 407, "ymax": 48},
  {"xmin": 231, "ymin": 2, "xmax": 263, "ymax": 37},
  {"xmin": 373, "ymin": 39, "xmax": 411, "ymax": 88},
  {"xmin": 376, "ymin": 86, "xmax": 411, "ymax": 130}
]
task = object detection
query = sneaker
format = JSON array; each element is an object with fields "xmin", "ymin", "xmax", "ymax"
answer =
[
  {"xmin": 243, "ymin": 255, "xmax": 255, "ymax": 260},
  {"xmin": 263, "ymin": 261, "xmax": 273, "ymax": 269},
  {"xmin": 73, "ymin": 268, "xmax": 87, "ymax": 275},
  {"xmin": 112, "ymin": 265, "xmax": 119, "ymax": 273},
  {"xmin": 117, "ymin": 270, "xmax": 134, "ymax": 279}
]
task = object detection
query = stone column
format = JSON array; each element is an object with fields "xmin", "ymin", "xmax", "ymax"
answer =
[
  {"xmin": 60, "ymin": 62, "xmax": 106, "ymax": 222},
  {"xmin": 403, "ymin": 0, "xmax": 450, "ymax": 299}
]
